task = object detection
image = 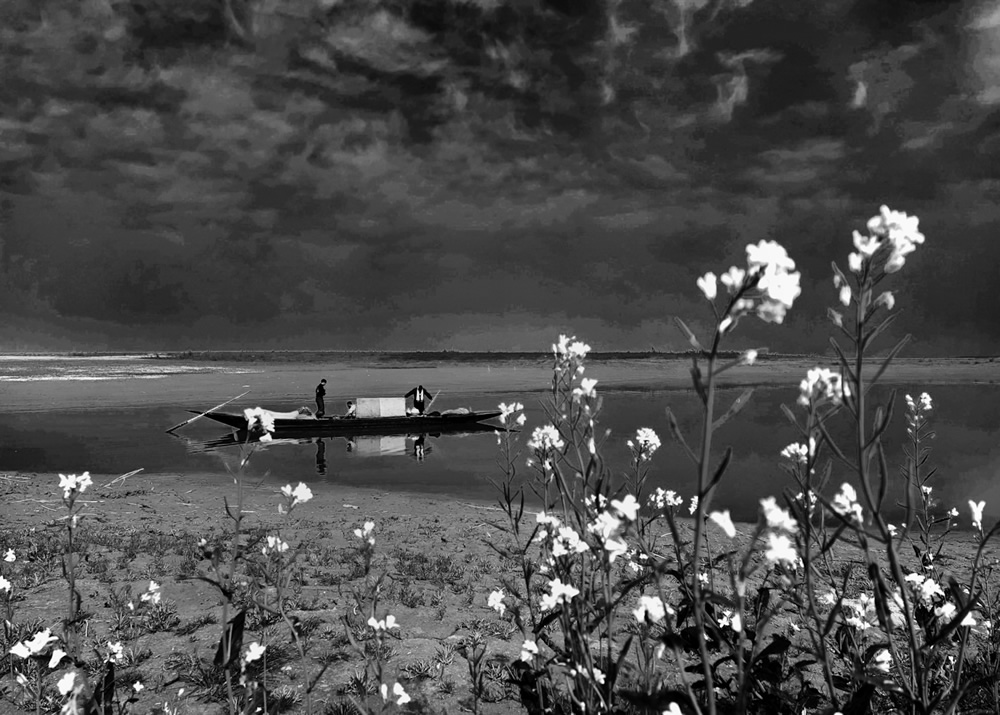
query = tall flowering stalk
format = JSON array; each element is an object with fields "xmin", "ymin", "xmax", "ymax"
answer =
[
  {"xmin": 251, "ymin": 482, "xmax": 314, "ymax": 714},
  {"xmin": 58, "ymin": 472, "xmax": 93, "ymax": 660},
  {"xmin": 668, "ymin": 240, "xmax": 801, "ymax": 715}
]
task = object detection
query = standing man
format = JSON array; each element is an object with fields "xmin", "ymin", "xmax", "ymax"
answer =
[
  {"xmin": 315, "ymin": 378, "xmax": 327, "ymax": 418},
  {"xmin": 404, "ymin": 384, "xmax": 432, "ymax": 415}
]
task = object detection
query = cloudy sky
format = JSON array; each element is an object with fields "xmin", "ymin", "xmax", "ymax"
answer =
[{"xmin": 1, "ymin": 0, "xmax": 998, "ymax": 354}]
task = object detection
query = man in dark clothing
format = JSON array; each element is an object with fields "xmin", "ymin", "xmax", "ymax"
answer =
[
  {"xmin": 315, "ymin": 379, "xmax": 327, "ymax": 418},
  {"xmin": 404, "ymin": 384, "xmax": 432, "ymax": 414}
]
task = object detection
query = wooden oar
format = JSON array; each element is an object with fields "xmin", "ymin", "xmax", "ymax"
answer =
[
  {"xmin": 165, "ymin": 390, "xmax": 250, "ymax": 433},
  {"xmin": 425, "ymin": 389, "xmax": 442, "ymax": 411}
]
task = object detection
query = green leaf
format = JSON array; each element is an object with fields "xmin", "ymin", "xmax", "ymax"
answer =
[
  {"xmin": 673, "ymin": 316, "xmax": 703, "ymax": 352},
  {"xmin": 712, "ymin": 387, "xmax": 754, "ymax": 432},
  {"xmin": 868, "ymin": 334, "xmax": 911, "ymax": 387},
  {"xmin": 214, "ymin": 609, "xmax": 246, "ymax": 669}
]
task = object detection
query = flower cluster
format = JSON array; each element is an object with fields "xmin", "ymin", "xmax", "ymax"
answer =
[
  {"xmin": 699, "ymin": 240, "xmax": 802, "ymax": 328},
  {"xmin": 354, "ymin": 520, "xmax": 376, "ymax": 545},
  {"xmin": 279, "ymin": 482, "xmax": 313, "ymax": 512},
  {"xmin": 540, "ymin": 578, "xmax": 580, "ymax": 611},
  {"xmin": 832, "ymin": 483, "xmax": 863, "ymax": 524},
  {"xmin": 633, "ymin": 594, "xmax": 672, "ymax": 624},
  {"xmin": 59, "ymin": 472, "xmax": 92, "ymax": 500},
  {"xmin": 10, "ymin": 629, "xmax": 63, "ymax": 667},
  {"xmin": 487, "ymin": 589, "xmax": 506, "ymax": 616},
  {"xmin": 572, "ymin": 377, "xmax": 598, "ymax": 402},
  {"xmin": 381, "ymin": 682, "xmax": 411, "ymax": 705},
  {"xmin": 528, "ymin": 424, "xmax": 564, "ymax": 453},
  {"xmin": 851, "ymin": 204, "xmax": 925, "ymax": 274},
  {"xmin": 780, "ymin": 439, "xmax": 814, "ymax": 465},
  {"xmin": 368, "ymin": 614, "xmax": 399, "ymax": 632},
  {"xmin": 140, "ymin": 580, "xmax": 162, "ymax": 605},
  {"xmin": 627, "ymin": 427, "xmax": 661, "ymax": 462},
  {"xmin": 261, "ymin": 535, "xmax": 289, "ymax": 556},
  {"xmin": 649, "ymin": 488, "xmax": 684, "ymax": 510},
  {"xmin": 498, "ymin": 401, "xmax": 527, "ymax": 426},
  {"xmin": 552, "ymin": 334, "xmax": 590, "ymax": 374},
  {"xmin": 798, "ymin": 367, "xmax": 849, "ymax": 407}
]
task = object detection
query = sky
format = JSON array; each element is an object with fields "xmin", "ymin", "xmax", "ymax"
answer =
[{"xmin": 1, "ymin": 0, "xmax": 999, "ymax": 354}]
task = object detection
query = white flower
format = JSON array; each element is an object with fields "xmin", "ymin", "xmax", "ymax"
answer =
[
  {"xmin": 133, "ymin": 681, "xmax": 144, "ymax": 693},
  {"xmin": 633, "ymin": 595, "xmax": 671, "ymax": 624},
  {"xmin": 572, "ymin": 378, "xmax": 598, "ymax": 400},
  {"xmin": 649, "ymin": 489, "xmax": 683, "ymax": 509},
  {"xmin": 49, "ymin": 648, "xmax": 66, "ymax": 669},
  {"xmin": 107, "ymin": 641, "xmax": 124, "ymax": 664},
  {"xmin": 59, "ymin": 472, "xmax": 92, "ymax": 498},
  {"xmin": 391, "ymin": 682, "xmax": 411, "ymax": 705},
  {"xmin": 10, "ymin": 629, "xmax": 58, "ymax": 658},
  {"xmin": 540, "ymin": 579, "xmax": 580, "ymax": 610},
  {"xmin": 746, "ymin": 240, "xmax": 796, "ymax": 273},
  {"xmin": 764, "ymin": 533, "xmax": 797, "ymax": 567},
  {"xmin": 488, "ymin": 589, "xmax": 506, "ymax": 616},
  {"xmin": 708, "ymin": 510, "xmax": 736, "ymax": 538},
  {"xmin": 281, "ymin": 482, "xmax": 313, "ymax": 507},
  {"xmin": 589, "ymin": 511, "xmax": 622, "ymax": 540},
  {"xmin": 969, "ymin": 499, "xmax": 986, "ymax": 531},
  {"xmin": 528, "ymin": 425, "xmax": 564, "ymax": 452},
  {"xmin": 604, "ymin": 536, "xmax": 629, "ymax": 562},
  {"xmin": 760, "ymin": 497, "xmax": 797, "ymax": 533},
  {"xmin": 935, "ymin": 602, "xmax": 958, "ymax": 624},
  {"xmin": 0, "ymin": 576, "xmax": 10, "ymax": 593},
  {"xmin": 611, "ymin": 495, "xmax": 640, "ymax": 522},
  {"xmin": 632, "ymin": 428, "xmax": 661, "ymax": 460},
  {"xmin": 875, "ymin": 291, "xmax": 895, "ymax": 311},
  {"xmin": 970, "ymin": 500, "xmax": 986, "ymax": 532},
  {"xmin": 263, "ymin": 535, "xmax": 289, "ymax": 555},
  {"xmin": 689, "ymin": 495, "xmax": 699, "ymax": 515},
  {"xmin": 867, "ymin": 205, "xmax": 924, "ymax": 273},
  {"xmin": 551, "ymin": 526, "xmax": 589, "ymax": 557},
  {"xmin": 719, "ymin": 610, "xmax": 742, "ymax": 632},
  {"xmin": 853, "ymin": 229, "xmax": 882, "ymax": 257},
  {"xmin": 140, "ymin": 581, "xmax": 161, "ymax": 604},
  {"xmin": 519, "ymin": 640, "xmax": 539, "ymax": 662},
  {"xmin": 798, "ymin": 368, "xmax": 849, "ymax": 407},
  {"xmin": 553, "ymin": 335, "xmax": 590, "ymax": 361},
  {"xmin": 848, "ymin": 251, "xmax": 864, "ymax": 272},
  {"xmin": 697, "ymin": 271, "xmax": 718, "ymax": 300},
  {"xmin": 57, "ymin": 671, "xmax": 77, "ymax": 696},
  {"xmin": 243, "ymin": 642, "xmax": 266, "ymax": 665},
  {"xmin": 3, "ymin": 549, "xmax": 14, "ymax": 563},
  {"xmin": 780, "ymin": 441, "xmax": 810, "ymax": 464},
  {"xmin": 720, "ymin": 266, "xmax": 746, "ymax": 293},
  {"xmin": 838, "ymin": 284, "xmax": 851, "ymax": 307},
  {"xmin": 498, "ymin": 401, "xmax": 524, "ymax": 424},
  {"xmin": 832, "ymin": 483, "xmax": 863, "ymax": 523},
  {"xmin": 741, "ymin": 349, "xmax": 758, "ymax": 365},
  {"xmin": 663, "ymin": 703, "xmax": 683, "ymax": 715},
  {"xmin": 354, "ymin": 521, "xmax": 376, "ymax": 544},
  {"xmin": 368, "ymin": 615, "xmax": 399, "ymax": 631}
]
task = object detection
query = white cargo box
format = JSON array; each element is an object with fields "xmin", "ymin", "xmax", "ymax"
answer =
[{"xmin": 355, "ymin": 397, "xmax": 407, "ymax": 418}]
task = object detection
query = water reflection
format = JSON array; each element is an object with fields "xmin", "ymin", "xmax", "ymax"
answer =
[{"xmin": 177, "ymin": 424, "xmax": 492, "ymax": 475}]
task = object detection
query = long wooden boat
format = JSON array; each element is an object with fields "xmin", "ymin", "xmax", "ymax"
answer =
[{"xmin": 191, "ymin": 408, "xmax": 503, "ymax": 437}]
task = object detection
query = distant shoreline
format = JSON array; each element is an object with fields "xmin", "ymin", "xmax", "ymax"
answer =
[{"xmin": 2, "ymin": 350, "xmax": 997, "ymax": 364}]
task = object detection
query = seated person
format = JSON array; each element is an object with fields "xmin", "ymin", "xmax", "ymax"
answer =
[{"xmin": 344, "ymin": 401, "xmax": 357, "ymax": 418}]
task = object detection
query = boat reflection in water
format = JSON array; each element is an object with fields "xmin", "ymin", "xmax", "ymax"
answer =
[{"xmin": 180, "ymin": 424, "xmax": 493, "ymax": 475}]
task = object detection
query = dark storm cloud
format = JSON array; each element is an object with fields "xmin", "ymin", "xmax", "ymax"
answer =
[{"xmin": 1, "ymin": 0, "xmax": 998, "ymax": 353}]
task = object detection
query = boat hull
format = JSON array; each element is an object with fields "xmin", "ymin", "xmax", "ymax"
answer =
[{"xmin": 193, "ymin": 409, "xmax": 502, "ymax": 437}]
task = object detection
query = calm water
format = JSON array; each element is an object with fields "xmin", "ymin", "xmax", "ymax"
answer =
[{"xmin": 1, "ymin": 355, "xmax": 998, "ymax": 522}]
